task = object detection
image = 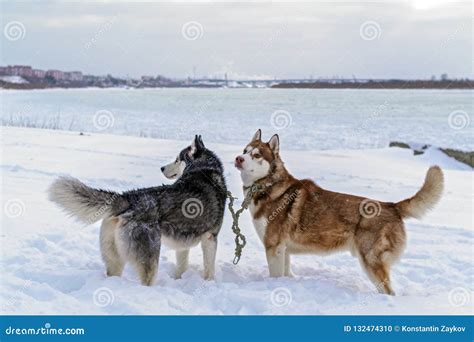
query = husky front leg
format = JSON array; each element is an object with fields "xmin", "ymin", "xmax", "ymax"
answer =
[
  {"xmin": 174, "ymin": 249, "xmax": 189, "ymax": 279},
  {"xmin": 265, "ymin": 244, "xmax": 286, "ymax": 277},
  {"xmin": 201, "ymin": 233, "xmax": 217, "ymax": 280},
  {"xmin": 284, "ymin": 251, "xmax": 294, "ymax": 277}
]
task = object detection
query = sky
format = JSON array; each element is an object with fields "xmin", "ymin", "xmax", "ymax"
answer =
[{"xmin": 1, "ymin": 1, "xmax": 472, "ymax": 80}]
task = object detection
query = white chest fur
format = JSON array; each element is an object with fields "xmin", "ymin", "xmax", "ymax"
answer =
[
  {"xmin": 249, "ymin": 201, "xmax": 268, "ymax": 243},
  {"xmin": 253, "ymin": 217, "xmax": 268, "ymax": 243}
]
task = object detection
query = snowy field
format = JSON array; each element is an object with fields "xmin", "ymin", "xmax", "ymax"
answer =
[{"xmin": 1, "ymin": 126, "xmax": 472, "ymax": 315}]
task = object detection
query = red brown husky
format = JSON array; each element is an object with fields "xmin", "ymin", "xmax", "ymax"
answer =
[{"xmin": 234, "ymin": 129, "xmax": 444, "ymax": 295}]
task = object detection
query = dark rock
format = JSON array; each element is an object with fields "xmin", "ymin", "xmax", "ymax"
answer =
[
  {"xmin": 413, "ymin": 150, "xmax": 424, "ymax": 156},
  {"xmin": 440, "ymin": 148, "xmax": 474, "ymax": 168},
  {"xmin": 389, "ymin": 141, "xmax": 473, "ymax": 169},
  {"xmin": 389, "ymin": 141, "xmax": 410, "ymax": 149}
]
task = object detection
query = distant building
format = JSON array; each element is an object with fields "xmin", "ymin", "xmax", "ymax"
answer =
[
  {"xmin": 8, "ymin": 65, "xmax": 33, "ymax": 77},
  {"xmin": 0, "ymin": 66, "xmax": 7, "ymax": 75},
  {"xmin": 32, "ymin": 69, "xmax": 46, "ymax": 78},
  {"xmin": 83, "ymin": 75, "xmax": 98, "ymax": 82},
  {"xmin": 46, "ymin": 70, "xmax": 64, "ymax": 80},
  {"xmin": 64, "ymin": 71, "xmax": 83, "ymax": 82}
]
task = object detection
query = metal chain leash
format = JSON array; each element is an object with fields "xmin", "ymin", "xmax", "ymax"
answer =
[{"xmin": 226, "ymin": 184, "xmax": 266, "ymax": 264}]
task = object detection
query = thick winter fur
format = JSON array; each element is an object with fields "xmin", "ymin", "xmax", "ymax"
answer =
[
  {"xmin": 49, "ymin": 135, "xmax": 227, "ymax": 285},
  {"xmin": 235, "ymin": 129, "xmax": 444, "ymax": 295}
]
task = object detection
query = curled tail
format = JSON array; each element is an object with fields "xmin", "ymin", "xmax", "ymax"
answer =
[
  {"xmin": 49, "ymin": 176, "xmax": 129, "ymax": 224},
  {"xmin": 395, "ymin": 166, "xmax": 444, "ymax": 219}
]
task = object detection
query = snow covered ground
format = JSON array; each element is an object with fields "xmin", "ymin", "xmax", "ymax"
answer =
[
  {"xmin": 0, "ymin": 76, "xmax": 28, "ymax": 84},
  {"xmin": 0, "ymin": 126, "xmax": 472, "ymax": 315}
]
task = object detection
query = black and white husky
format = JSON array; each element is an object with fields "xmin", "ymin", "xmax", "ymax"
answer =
[{"xmin": 49, "ymin": 136, "xmax": 227, "ymax": 286}]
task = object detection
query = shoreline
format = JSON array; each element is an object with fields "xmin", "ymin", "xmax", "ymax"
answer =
[
  {"xmin": 1, "ymin": 85, "xmax": 473, "ymax": 92},
  {"xmin": 272, "ymin": 80, "xmax": 473, "ymax": 90},
  {"xmin": 1, "ymin": 80, "xmax": 472, "ymax": 91}
]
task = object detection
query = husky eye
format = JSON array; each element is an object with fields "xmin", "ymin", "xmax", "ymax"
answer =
[{"xmin": 253, "ymin": 153, "xmax": 261, "ymax": 159}]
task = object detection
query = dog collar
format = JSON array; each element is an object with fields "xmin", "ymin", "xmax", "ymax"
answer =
[{"xmin": 243, "ymin": 182, "xmax": 271, "ymax": 194}]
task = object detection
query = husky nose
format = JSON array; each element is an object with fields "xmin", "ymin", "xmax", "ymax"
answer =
[
  {"xmin": 160, "ymin": 166, "xmax": 165, "ymax": 172},
  {"xmin": 235, "ymin": 156, "xmax": 244, "ymax": 164}
]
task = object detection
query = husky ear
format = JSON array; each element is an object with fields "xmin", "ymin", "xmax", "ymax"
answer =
[
  {"xmin": 191, "ymin": 135, "xmax": 204, "ymax": 154},
  {"xmin": 190, "ymin": 135, "xmax": 197, "ymax": 154},
  {"xmin": 268, "ymin": 134, "xmax": 279, "ymax": 154},
  {"xmin": 197, "ymin": 135, "xmax": 205, "ymax": 149},
  {"xmin": 251, "ymin": 129, "xmax": 262, "ymax": 142}
]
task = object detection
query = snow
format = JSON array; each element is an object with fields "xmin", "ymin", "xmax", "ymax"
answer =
[
  {"xmin": 0, "ymin": 76, "xmax": 29, "ymax": 84},
  {"xmin": 0, "ymin": 126, "xmax": 472, "ymax": 315}
]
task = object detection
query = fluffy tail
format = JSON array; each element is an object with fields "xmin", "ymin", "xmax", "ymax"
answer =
[
  {"xmin": 395, "ymin": 166, "xmax": 444, "ymax": 219},
  {"xmin": 49, "ymin": 176, "xmax": 128, "ymax": 224}
]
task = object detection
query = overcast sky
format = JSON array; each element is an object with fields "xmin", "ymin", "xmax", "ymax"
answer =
[{"xmin": 1, "ymin": 1, "xmax": 471, "ymax": 79}]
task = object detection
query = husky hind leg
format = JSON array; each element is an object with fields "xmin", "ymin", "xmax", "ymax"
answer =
[
  {"xmin": 125, "ymin": 221, "xmax": 161, "ymax": 286},
  {"xmin": 136, "ymin": 257, "xmax": 160, "ymax": 286},
  {"xmin": 100, "ymin": 217, "xmax": 125, "ymax": 277}
]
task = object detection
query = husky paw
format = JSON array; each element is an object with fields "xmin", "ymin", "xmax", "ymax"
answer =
[
  {"xmin": 173, "ymin": 270, "xmax": 185, "ymax": 279},
  {"xmin": 203, "ymin": 273, "xmax": 214, "ymax": 281}
]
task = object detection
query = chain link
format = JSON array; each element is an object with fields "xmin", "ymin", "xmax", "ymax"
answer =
[{"xmin": 226, "ymin": 184, "xmax": 266, "ymax": 264}]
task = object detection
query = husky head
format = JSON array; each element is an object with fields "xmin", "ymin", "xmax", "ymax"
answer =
[
  {"xmin": 161, "ymin": 135, "xmax": 219, "ymax": 180},
  {"xmin": 234, "ymin": 129, "xmax": 280, "ymax": 187}
]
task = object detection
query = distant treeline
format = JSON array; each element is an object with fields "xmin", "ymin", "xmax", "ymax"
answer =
[
  {"xmin": 272, "ymin": 80, "xmax": 473, "ymax": 90},
  {"xmin": 2, "ymin": 79, "xmax": 473, "ymax": 90}
]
